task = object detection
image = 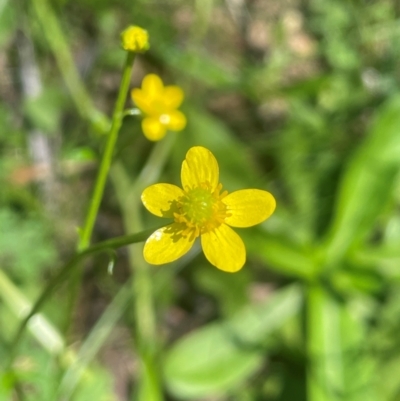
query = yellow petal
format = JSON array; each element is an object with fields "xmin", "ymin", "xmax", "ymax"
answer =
[
  {"xmin": 141, "ymin": 183, "xmax": 184, "ymax": 217},
  {"xmin": 143, "ymin": 224, "xmax": 195, "ymax": 265},
  {"xmin": 163, "ymin": 86, "xmax": 184, "ymax": 109},
  {"xmin": 131, "ymin": 89, "xmax": 153, "ymax": 115},
  {"xmin": 142, "ymin": 74, "xmax": 164, "ymax": 98},
  {"xmin": 181, "ymin": 146, "xmax": 219, "ymax": 191},
  {"xmin": 201, "ymin": 224, "xmax": 245, "ymax": 272},
  {"xmin": 142, "ymin": 117, "xmax": 167, "ymax": 141},
  {"xmin": 166, "ymin": 110, "xmax": 186, "ymax": 131},
  {"xmin": 224, "ymin": 189, "xmax": 276, "ymax": 227}
]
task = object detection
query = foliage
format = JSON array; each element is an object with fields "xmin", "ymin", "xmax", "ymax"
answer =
[{"xmin": 1, "ymin": 0, "xmax": 400, "ymax": 400}]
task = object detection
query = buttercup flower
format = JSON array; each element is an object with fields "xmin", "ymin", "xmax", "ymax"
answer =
[
  {"xmin": 121, "ymin": 26, "xmax": 150, "ymax": 52},
  {"xmin": 141, "ymin": 146, "xmax": 276, "ymax": 272},
  {"xmin": 131, "ymin": 74, "xmax": 186, "ymax": 141}
]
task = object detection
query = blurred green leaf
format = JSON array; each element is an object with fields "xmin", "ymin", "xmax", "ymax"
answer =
[
  {"xmin": 340, "ymin": 302, "xmax": 377, "ymax": 401},
  {"xmin": 0, "ymin": 370, "xmax": 14, "ymax": 401},
  {"xmin": 370, "ymin": 287, "xmax": 400, "ymax": 400},
  {"xmin": 324, "ymin": 95, "xmax": 400, "ymax": 265},
  {"xmin": 0, "ymin": 209, "xmax": 57, "ymax": 282},
  {"xmin": 307, "ymin": 286, "xmax": 377, "ymax": 401},
  {"xmin": 56, "ymin": 283, "xmax": 131, "ymax": 400},
  {"xmin": 325, "ymin": 39, "xmax": 360, "ymax": 70},
  {"xmin": 164, "ymin": 285, "xmax": 302, "ymax": 399},
  {"xmin": 193, "ymin": 265, "xmax": 252, "ymax": 317},
  {"xmin": 331, "ymin": 265, "xmax": 384, "ymax": 297},
  {"xmin": 0, "ymin": 0, "xmax": 16, "ymax": 47},
  {"xmin": 155, "ymin": 45, "xmax": 238, "ymax": 89},
  {"xmin": 23, "ymin": 87, "xmax": 67, "ymax": 133},
  {"xmin": 63, "ymin": 146, "xmax": 97, "ymax": 161},
  {"xmin": 246, "ymin": 230, "xmax": 315, "ymax": 279}
]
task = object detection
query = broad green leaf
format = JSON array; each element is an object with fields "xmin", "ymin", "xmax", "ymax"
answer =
[
  {"xmin": 246, "ymin": 230, "xmax": 315, "ymax": 279},
  {"xmin": 324, "ymin": 96, "xmax": 400, "ymax": 264},
  {"xmin": 340, "ymin": 302, "xmax": 377, "ymax": 401},
  {"xmin": 307, "ymin": 286, "xmax": 378, "ymax": 401},
  {"xmin": 307, "ymin": 285, "xmax": 343, "ymax": 401},
  {"xmin": 164, "ymin": 285, "xmax": 302, "ymax": 399}
]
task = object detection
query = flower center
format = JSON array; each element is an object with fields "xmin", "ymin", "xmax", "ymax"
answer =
[
  {"xmin": 159, "ymin": 114, "xmax": 171, "ymax": 124},
  {"xmin": 173, "ymin": 183, "xmax": 230, "ymax": 239}
]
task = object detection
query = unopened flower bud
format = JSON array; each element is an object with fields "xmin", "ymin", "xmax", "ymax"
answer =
[{"xmin": 121, "ymin": 26, "xmax": 149, "ymax": 53}]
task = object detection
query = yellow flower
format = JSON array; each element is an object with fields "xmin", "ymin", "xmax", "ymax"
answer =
[
  {"xmin": 141, "ymin": 146, "xmax": 276, "ymax": 272},
  {"xmin": 121, "ymin": 26, "xmax": 150, "ymax": 52},
  {"xmin": 131, "ymin": 74, "xmax": 187, "ymax": 141}
]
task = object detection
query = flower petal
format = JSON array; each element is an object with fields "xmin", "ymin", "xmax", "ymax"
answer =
[
  {"xmin": 143, "ymin": 224, "xmax": 195, "ymax": 265},
  {"xmin": 142, "ymin": 74, "xmax": 164, "ymax": 98},
  {"xmin": 131, "ymin": 89, "xmax": 153, "ymax": 115},
  {"xmin": 166, "ymin": 110, "xmax": 186, "ymax": 132},
  {"xmin": 223, "ymin": 189, "xmax": 276, "ymax": 227},
  {"xmin": 142, "ymin": 117, "xmax": 167, "ymax": 141},
  {"xmin": 163, "ymin": 86, "xmax": 184, "ymax": 109},
  {"xmin": 201, "ymin": 224, "xmax": 245, "ymax": 272},
  {"xmin": 181, "ymin": 146, "xmax": 219, "ymax": 191},
  {"xmin": 141, "ymin": 183, "xmax": 184, "ymax": 218}
]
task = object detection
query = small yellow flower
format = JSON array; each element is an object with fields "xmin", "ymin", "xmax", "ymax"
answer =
[
  {"xmin": 141, "ymin": 146, "xmax": 276, "ymax": 272},
  {"xmin": 131, "ymin": 74, "xmax": 186, "ymax": 141},
  {"xmin": 121, "ymin": 26, "xmax": 150, "ymax": 52}
]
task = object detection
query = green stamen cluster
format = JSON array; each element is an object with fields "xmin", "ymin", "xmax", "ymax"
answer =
[{"xmin": 174, "ymin": 183, "xmax": 230, "ymax": 239}]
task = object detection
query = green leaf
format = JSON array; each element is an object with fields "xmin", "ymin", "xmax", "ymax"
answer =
[
  {"xmin": 193, "ymin": 265, "xmax": 252, "ymax": 317},
  {"xmin": 63, "ymin": 146, "xmax": 97, "ymax": 161},
  {"xmin": 0, "ymin": 209, "xmax": 57, "ymax": 282},
  {"xmin": 155, "ymin": 45, "xmax": 238, "ymax": 89},
  {"xmin": 164, "ymin": 285, "xmax": 302, "ymax": 399},
  {"xmin": 371, "ymin": 287, "xmax": 400, "ymax": 400},
  {"xmin": 23, "ymin": 87, "xmax": 67, "ymax": 133},
  {"xmin": 340, "ymin": 303, "xmax": 377, "ymax": 401},
  {"xmin": 0, "ymin": 0, "xmax": 16, "ymax": 47},
  {"xmin": 307, "ymin": 286, "xmax": 378, "ymax": 401},
  {"xmin": 246, "ymin": 230, "xmax": 315, "ymax": 279},
  {"xmin": 324, "ymin": 95, "xmax": 400, "ymax": 264}
]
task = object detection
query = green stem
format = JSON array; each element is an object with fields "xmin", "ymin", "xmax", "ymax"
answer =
[
  {"xmin": 56, "ymin": 281, "xmax": 132, "ymax": 400},
  {"xmin": 7, "ymin": 226, "xmax": 159, "ymax": 367},
  {"xmin": 307, "ymin": 285, "xmax": 342, "ymax": 401},
  {"xmin": 31, "ymin": 0, "xmax": 110, "ymax": 133},
  {"xmin": 31, "ymin": 0, "xmax": 137, "ymax": 250},
  {"xmin": 307, "ymin": 285, "xmax": 326, "ymax": 401},
  {"xmin": 111, "ymin": 136, "xmax": 176, "ymax": 401},
  {"xmin": 112, "ymin": 135, "xmax": 176, "ymax": 344},
  {"xmin": 78, "ymin": 51, "xmax": 136, "ymax": 251},
  {"xmin": 0, "ymin": 269, "xmax": 64, "ymax": 355}
]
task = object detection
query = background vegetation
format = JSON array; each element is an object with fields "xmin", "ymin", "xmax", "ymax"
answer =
[{"xmin": 1, "ymin": 0, "xmax": 400, "ymax": 400}]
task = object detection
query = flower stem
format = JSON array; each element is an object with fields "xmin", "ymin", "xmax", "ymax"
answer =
[
  {"xmin": 8, "ymin": 227, "xmax": 159, "ymax": 365},
  {"xmin": 111, "ymin": 135, "xmax": 176, "ymax": 401},
  {"xmin": 78, "ymin": 51, "xmax": 136, "ymax": 251},
  {"xmin": 31, "ymin": 0, "xmax": 137, "ymax": 250}
]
